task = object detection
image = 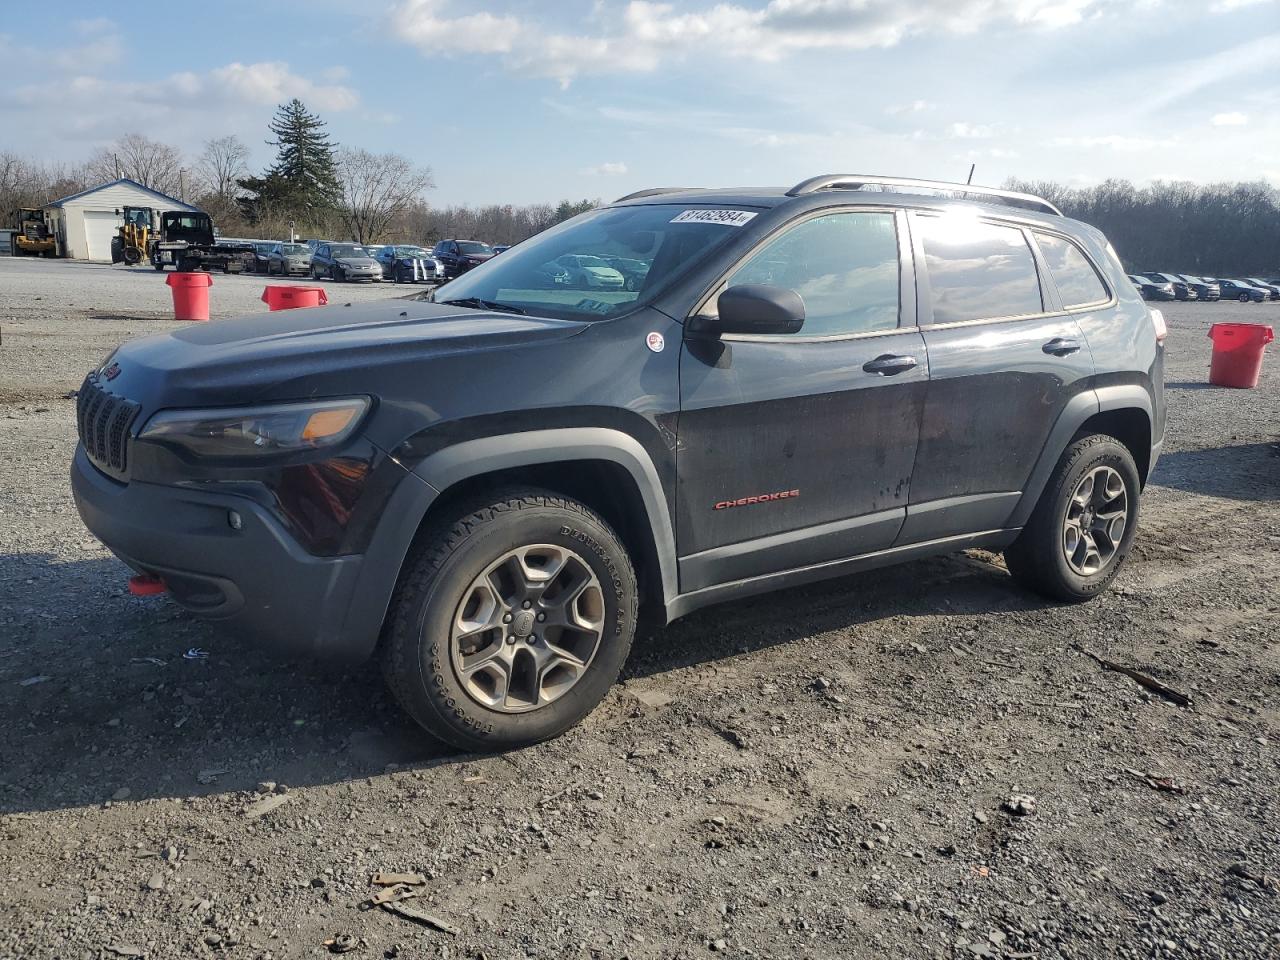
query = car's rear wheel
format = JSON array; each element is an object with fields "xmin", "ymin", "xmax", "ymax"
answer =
[
  {"xmin": 381, "ymin": 489, "xmax": 638, "ymax": 751},
  {"xmin": 1004, "ymin": 433, "xmax": 1141, "ymax": 602}
]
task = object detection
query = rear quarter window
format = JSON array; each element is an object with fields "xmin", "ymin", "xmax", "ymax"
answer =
[
  {"xmin": 916, "ymin": 215, "xmax": 1043, "ymax": 324},
  {"xmin": 1035, "ymin": 232, "xmax": 1109, "ymax": 307}
]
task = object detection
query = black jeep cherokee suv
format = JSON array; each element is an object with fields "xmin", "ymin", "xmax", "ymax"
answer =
[{"xmin": 72, "ymin": 175, "xmax": 1166, "ymax": 751}]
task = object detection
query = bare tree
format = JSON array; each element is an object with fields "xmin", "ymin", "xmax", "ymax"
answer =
[
  {"xmin": 87, "ymin": 133, "xmax": 186, "ymax": 196},
  {"xmin": 1, "ymin": 153, "xmax": 89, "ymax": 219},
  {"xmin": 196, "ymin": 135, "xmax": 250, "ymax": 203},
  {"xmin": 336, "ymin": 148, "xmax": 434, "ymax": 244},
  {"xmin": 193, "ymin": 135, "xmax": 251, "ymax": 227}
]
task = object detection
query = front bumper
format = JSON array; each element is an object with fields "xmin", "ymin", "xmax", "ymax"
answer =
[{"xmin": 71, "ymin": 445, "xmax": 373, "ymax": 660}]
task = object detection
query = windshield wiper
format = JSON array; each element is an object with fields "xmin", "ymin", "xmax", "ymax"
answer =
[{"xmin": 438, "ymin": 297, "xmax": 525, "ymax": 315}]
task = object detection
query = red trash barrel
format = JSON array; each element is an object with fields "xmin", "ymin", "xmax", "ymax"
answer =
[
  {"xmin": 1208, "ymin": 322, "xmax": 1274, "ymax": 388},
  {"xmin": 165, "ymin": 271, "xmax": 213, "ymax": 322},
  {"xmin": 261, "ymin": 286, "xmax": 329, "ymax": 311}
]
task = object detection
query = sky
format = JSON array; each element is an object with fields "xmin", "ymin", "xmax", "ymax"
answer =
[{"xmin": 3, "ymin": 0, "xmax": 1278, "ymax": 205}]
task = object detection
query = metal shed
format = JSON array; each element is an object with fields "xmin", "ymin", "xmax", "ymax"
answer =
[{"xmin": 43, "ymin": 179, "xmax": 199, "ymax": 262}]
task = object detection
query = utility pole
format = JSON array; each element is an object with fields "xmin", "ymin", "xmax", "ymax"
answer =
[{"xmin": 966, "ymin": 163, "xmax": 976, "ymax": 185}]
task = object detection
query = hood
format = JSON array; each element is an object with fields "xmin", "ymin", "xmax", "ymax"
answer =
[
  {"xmin": 339, "ymin": 257, "xmax": 377, "ymax": 266},
  {"xmin": 98, "ymin": 299, "xmax": 587, "ymax": 413},
  {"xmin": 462, "ymin": 253, "xmax": 493, "ymax": 262}
]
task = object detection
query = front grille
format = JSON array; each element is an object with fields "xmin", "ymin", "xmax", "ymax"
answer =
[{"xmin": 76, "ymin": 375, "xmax": 140, "ymax": 476}]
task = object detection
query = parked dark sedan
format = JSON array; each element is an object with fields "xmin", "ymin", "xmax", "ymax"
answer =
[
  {"xmin": 1216, "ymin": 278, "xmax": 1268, "ymax": 303},
  {"xmin": 1243, "ymin": 277, "xmax": 1280, "ymax": 301},
  {"xmin": 1144, "ymin": 272, "xmax": 1197, "ymax": 301},
  {"xmin": 1129, "ymin": 274, "xmax": 1176, "ymax": 301},
  {"xmin": 247, "ymin": 241, "xmax": 275, "ymax": 274},
  {"xmin": 376, "ymin": 245, "xmax": 443, "ymax": 283},
  {"xmin": 603, "ymin": 256, "xmax": 651, "ymax": 291},
  {"xmin": 1176, "ymin": 275, "xmax": 1219, "ymax": 301}
]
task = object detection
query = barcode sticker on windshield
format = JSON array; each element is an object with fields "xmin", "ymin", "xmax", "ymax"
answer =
[{"xmin": 670, "ymin": 209, "xmax": 758, "ymax": 227}]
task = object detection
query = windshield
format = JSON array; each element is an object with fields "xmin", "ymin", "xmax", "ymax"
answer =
[
  {"xmin": 331, "ymin": 244, "xmax": 369, "ymax": 258},
  {"xmin": 255, "ymin": 242, "xmax": 274, "ymax": 253},
  {"xmin": 280, "ymin": 244, "xmax": 307, "ymax": 255},
  {"xmin": 433, "ymin": 204, "xmax": 753, "ymax": 320},
  {"xmin": 457, "ymin": 241, "xmax": 493, "ymax": 255},
  {"xmin": 395, "ymin": 246, "xmax": 431, "ymax": 257}
]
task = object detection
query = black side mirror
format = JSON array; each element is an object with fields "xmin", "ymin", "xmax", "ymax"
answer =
[{"xmin": 691, "ymin": 284, "xmax": 805, "ymax": 337}]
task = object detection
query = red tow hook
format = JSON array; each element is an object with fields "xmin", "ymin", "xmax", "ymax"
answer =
[{"xmin": 127, "ymin": 574, "xmax": 167, "ymax": 597}]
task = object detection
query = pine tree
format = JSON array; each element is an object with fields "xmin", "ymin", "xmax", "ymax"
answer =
[
  {"xmin": 238, "ymin": 99, "xmax": 340, "ymax": 225},
  {"xmin": 266, "ymin": 99, "xmax": 340, "ymax": 205}
]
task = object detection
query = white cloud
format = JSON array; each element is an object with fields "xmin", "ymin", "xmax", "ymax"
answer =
[
  {"xmin": 949, "ymin": 122, "xmax": 998, "ymax": 139},
  {"xmin": 1211, "ymin": 111, "xmax": 1248, "ymax": 126},
  {"xmin": 1209, "ymin": 0, "xmax": 1275, "ymax": 11},
  {"xmin": 1051, "ymin": 134, "xmax": 1177, "ymax": 152},
  {"xmin": 392, "ymin": 0, "xmax": 521, "ymax": 54},
  {"xmin": 583, "ymin": 161, "xmax": 629, "ymax": 175},
  {"xmin": 211, "ymin": 62, "xmax": 359, "ymax": 110},
  {"xmin": 389, "ymin": 0, "xmax": 1129, "ymax": 84},
  {"xmin": 885, "ymin": 99, "xmax": 933, "ymax": 115}
]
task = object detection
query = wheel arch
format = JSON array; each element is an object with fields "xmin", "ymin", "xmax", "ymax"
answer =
[
  {"xmin": 337, "ymin": 429, "xmax": 678, "ymax": 662},
  {"xmin": 1008, "ymin": 385, "xmax": 1154, "ymax": 528}
]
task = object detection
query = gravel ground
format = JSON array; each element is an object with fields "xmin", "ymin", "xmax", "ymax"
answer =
[{"xmin": 1, "ymin": 256, "xmax": 1278, "ymax": 960}]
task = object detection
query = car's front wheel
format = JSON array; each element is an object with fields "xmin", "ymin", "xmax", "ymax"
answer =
[
  {"xmin": 382, "ymin": 489, "xmax": 638, "ymax": 751},
  {"xmin": 1004, "ymin": 433, "xmax": 1141, "ymax": 602}
]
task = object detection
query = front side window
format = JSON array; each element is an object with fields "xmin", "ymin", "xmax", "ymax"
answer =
[
  {"xmin": 917, "ymin": 214, "xmax": 1043, "ymax": 324},
  {"xmin": 723, "ymin": 211, "xmax": 900, "ymax": 337},
  {"xmin": 1034, "ymin": 232, "xmax": 1108, "ymax": 307}
]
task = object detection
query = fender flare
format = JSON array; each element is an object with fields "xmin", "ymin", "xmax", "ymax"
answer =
[
  {"xmin": 331, "ymin": 428, "xmax": 678, "ymax": 661},
  {"xmin": 1006, "ymin": 385, "xmax": 1153, "ymax": 528}
]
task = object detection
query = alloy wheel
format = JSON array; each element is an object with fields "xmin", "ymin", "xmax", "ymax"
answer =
[
  {"xmin": 448, "ymin": 544, "xmax": 605, "ymax": 713},
  {"xmin": 1062, "ymin": 466, "xmax": 1128, "ymax": 575}
]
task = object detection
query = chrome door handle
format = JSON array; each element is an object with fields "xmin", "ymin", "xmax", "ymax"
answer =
[
  {"xmin": 1042, "ymin": 338, "xmax": 1081, "ymax": 357},
  {"xmin": 862, "ymin": 354, "xmax": 919, "ymax": 376}
]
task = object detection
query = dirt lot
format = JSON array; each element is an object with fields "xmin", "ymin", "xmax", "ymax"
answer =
[{"xmin": 1, "ymin": 256, "xmax": 1278, "ymax": 960}]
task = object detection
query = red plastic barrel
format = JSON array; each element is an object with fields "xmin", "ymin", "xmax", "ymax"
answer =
[
  {"xmin": 1208, "ymin": 322, "xmax": 1274, "ymax": 388},
  {"xmin": 165, "ymin": 271, "xmax": 213, "ymax": 322},
  {"xmin": 261, "ymin": 286, "xmax": 329, "ymax": 311}
]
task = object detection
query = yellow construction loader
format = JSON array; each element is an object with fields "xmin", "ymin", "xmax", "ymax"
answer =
[
  {"xmin": 13, "ymin": 208, "xmax": 55, "ymax": 257},
  {"xmin": 115, "ymin": 206, "xmax": 154, "ymax": 265}
]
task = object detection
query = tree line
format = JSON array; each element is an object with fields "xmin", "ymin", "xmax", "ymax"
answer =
[
  {"xmin": 1004, "ymin": 178, "xmax": 1280, "ymax": 276},
  {"xmin": 2, "ymin": 99, "xmax": 598, "ymax": 248}
]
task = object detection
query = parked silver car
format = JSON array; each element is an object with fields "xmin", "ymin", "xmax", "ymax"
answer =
[
  {"xmin": 311, "ymin": 242, "xmax": 382, "ymax": 282},
  {"xmin": 266, "ymin": 242, "xmax": 313, "ymax": 277}
]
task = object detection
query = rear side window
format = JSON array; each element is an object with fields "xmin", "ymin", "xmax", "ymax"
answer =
[
  {"xmin": 917, "ymin": 215, "xmax": 1042, "ymax": 324},
  {"xmin": 725, "ymin": 211, "xmax": 900, "ymax": 337},
  {"xmin": 1034, "ymin": 232, "xmax": 1108, "ymax": 307}
]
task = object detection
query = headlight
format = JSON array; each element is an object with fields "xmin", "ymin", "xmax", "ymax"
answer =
[{"xmin": 138, "ymin": 398, "xmax": 370, "ymax": 459}]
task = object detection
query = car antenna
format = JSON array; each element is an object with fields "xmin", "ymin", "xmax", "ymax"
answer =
[{"xmin": 966, "ymin": 163, "xmax": 976, "ymax": 186}]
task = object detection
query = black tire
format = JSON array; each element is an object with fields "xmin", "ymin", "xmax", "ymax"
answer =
[
  {"xmin": 381, "ymin": 489, "xmax": 638, "ymax": 751},
  {"xmin": 331, "ymin": 265, "xmax": 342, "ymax": 282},
  {"xmin": 1239, "ymin": 293, "xmax": 1250, "ymax": 303},
  {"xmin": 153, "ymin": 262, "xmax": 165, "ymax": 272},
  {"xmin": 1003, "ymin": 433, "xmax": 1141, "ymax": 602}
]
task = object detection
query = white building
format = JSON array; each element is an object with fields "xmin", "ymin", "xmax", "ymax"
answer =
[{"xmin": 43, "ymin": 178, "xmax": 199, "ymax": 262}]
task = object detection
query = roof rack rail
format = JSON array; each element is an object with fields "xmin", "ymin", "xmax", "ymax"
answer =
[
  {"xmin": 613, "ymin": 187, "xmax": 695, "ymax": 203},
  {"xmin": 785, "ymin": 175, "xmax": 1063, "ymax": 217}
]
